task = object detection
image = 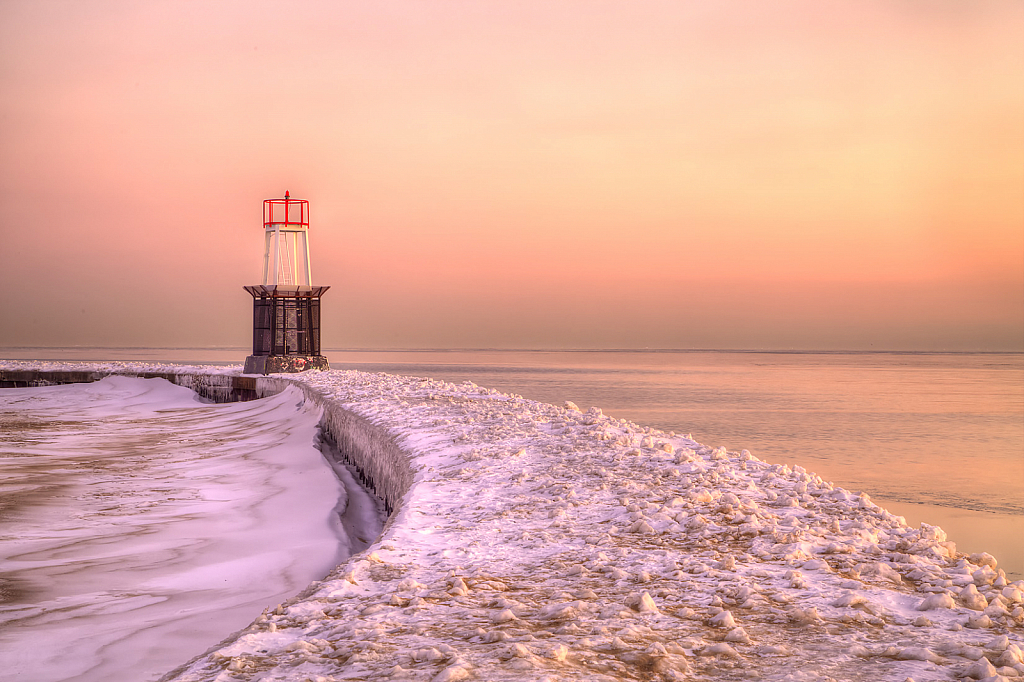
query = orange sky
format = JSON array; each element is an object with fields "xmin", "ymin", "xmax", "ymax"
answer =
[{"xmin": 1, "ymin": 0, "xmax": 1021, "ymax": 350}]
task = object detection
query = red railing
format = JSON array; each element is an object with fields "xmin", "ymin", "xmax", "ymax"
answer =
[{"xmin": 263, "ymin": 191, "xmax": 309, "ymax": 229}]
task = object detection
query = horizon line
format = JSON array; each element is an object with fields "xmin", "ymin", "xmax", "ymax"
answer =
[{"xmin": 1, "ymin": 345, "xmax": 1021, "ymax": 356}]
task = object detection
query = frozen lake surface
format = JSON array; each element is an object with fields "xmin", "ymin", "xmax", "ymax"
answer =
[{"xmin": 0, "ymin": 376, "xmax": 384, "ymax": 682}]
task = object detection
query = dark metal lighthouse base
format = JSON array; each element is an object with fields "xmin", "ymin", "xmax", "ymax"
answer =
[
  {"xmin": 243, "ymin": 355, "xmax": 329, "ymax": 375},
  {"xmin": 242, "ymin": 284, "xmax": 330, "ymax": 375}
]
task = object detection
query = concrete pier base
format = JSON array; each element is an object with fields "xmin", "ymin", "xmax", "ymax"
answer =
[{"xmin": 243, "ymin": 355, "xmax": 329, "ymax": 375}]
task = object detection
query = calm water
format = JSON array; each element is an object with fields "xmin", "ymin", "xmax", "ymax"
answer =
[{"xmin": 3, "ymin": 347, "xmax": 1022, "ymax": 577}]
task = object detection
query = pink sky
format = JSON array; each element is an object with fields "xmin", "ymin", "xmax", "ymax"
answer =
[{"xmin": 1, "ymin": 0, "xmax": 1021, "ymax": 350}]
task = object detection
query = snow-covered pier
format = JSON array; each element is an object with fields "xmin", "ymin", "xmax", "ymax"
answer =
[{"xmin": 2, "ymin": 361, "xmax": 1022, "ymax": 682}]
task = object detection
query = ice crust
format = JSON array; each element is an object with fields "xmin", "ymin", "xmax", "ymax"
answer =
[
  {"xmin": 2, "ymin": 360, "xmax": 1022, "ymax": 682},
  {"xmin": 0, "ymin": 373, "xmax": 380, "ymax": 682}
]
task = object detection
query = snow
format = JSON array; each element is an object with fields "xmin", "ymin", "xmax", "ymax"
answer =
[
  {"xmin": 0, "ymin": 373, "xmax": 383, "ymax": 682},
  {"xmin": 1, "ymin": 360, "xmax": 1022, "ymax": 681}
]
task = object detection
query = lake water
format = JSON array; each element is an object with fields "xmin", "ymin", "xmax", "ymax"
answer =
[{"xmin": 3, "ymin": 347, "xmax": 1022, "ymax": 579}]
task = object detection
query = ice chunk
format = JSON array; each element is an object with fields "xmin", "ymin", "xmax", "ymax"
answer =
[
  {"xmin": 709, "ymin": 610, "xmax": 736, "ymax": 628},
  {"xmin": 625, "ymin": 591, "xmax": 660, "ymax": 614},
  {"xmin": 965, "ymin": 657, "xmax": 997, "ymax": 679},
  {"xmin": 960, "ymin": 584, "xmax": 989, "ymax": 611},
  {"xmin": 917, "ymin": 593, "xmax": 955, "ymax": 610}
]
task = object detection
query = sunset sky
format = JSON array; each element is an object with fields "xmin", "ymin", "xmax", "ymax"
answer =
[{"xmin": 1, "ymin": 0, "xmax": 1021, "ymax": 350}]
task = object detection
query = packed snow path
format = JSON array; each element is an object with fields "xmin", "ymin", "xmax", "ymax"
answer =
[{"xmin": 3, "ymin": 362, "xmax": 1023, "ymax": 682}]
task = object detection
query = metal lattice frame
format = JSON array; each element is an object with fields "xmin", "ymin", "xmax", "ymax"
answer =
[{"xmin": 244, "ymin": 285, "xmax": 329, "ymax": 358}]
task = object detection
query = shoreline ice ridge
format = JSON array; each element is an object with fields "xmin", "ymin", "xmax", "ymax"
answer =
[{"xmin": 2, "ymin": 360, "xmax": 1022, "ymax": 681}]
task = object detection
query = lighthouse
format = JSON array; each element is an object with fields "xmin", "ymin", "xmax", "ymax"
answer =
[{"xmin": 243, "ymin": 192, "xmax": 330, "ymax": 374}]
